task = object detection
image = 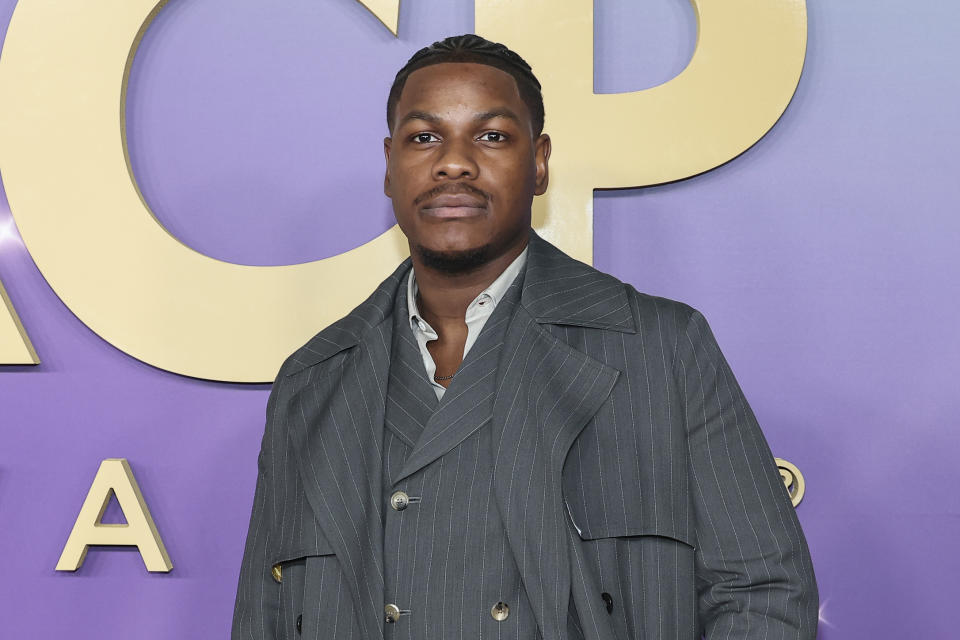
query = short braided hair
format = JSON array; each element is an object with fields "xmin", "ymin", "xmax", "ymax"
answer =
[{"xmin": 386, "ymin": 34, "xmax": 544, "ymax": 135}]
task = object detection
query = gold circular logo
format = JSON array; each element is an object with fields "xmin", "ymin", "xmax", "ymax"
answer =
[{"xmin": 775, "ymin": 458, "xmax": 805, "ymax": 507}]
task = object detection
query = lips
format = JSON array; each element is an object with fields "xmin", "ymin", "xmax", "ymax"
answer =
[
  {"xmin": 423, "ymin": 193, "xmax": 486, "ymax": 208},
  {"xmin": 420, "ymin": 192, "xmax": 488, "ymax": 218}
]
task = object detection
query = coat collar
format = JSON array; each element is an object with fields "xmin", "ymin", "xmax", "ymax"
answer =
[
  {"xmin": 284, "ymin": 231, "xmax": 636, "ymax": 376},
  {"xmin": 519, "ymin": 230, "xmax": 636, "ymax": 331}
]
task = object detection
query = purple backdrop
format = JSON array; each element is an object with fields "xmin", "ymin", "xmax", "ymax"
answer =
[{"xmin": 1, "ymin": 0, "xmax": 958, "ymax": 637}]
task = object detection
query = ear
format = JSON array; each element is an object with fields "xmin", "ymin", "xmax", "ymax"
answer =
[
  {"xmin": 533, "ymin": 133, "xmax": 551, "ymax": 195},
  {"xmin": 383, "ymin": 136, "xmax": 393, "ymax": 197}
]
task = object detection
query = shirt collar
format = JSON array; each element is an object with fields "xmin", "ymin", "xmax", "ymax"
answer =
[{"xmin": 407, "ymin": 247, "xmax": 528, "ymax": 329}]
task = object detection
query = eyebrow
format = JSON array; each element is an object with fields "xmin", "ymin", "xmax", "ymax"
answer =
[
  {"xmin": 473, "ymin": 108, "xmax": 522, "ymax": 124},
  {"xmin": 397, "ymin": 110, "xmax": 442, "ymax": 127},
  {"xmin": 396, "ymin": 107, "xmax": 523, "ymax": 128}
]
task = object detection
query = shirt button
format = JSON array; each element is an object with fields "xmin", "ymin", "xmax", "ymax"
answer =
[
  {"xmin": 491, "ymin": 601, "xmax": 510, "ymax": 621},
  {"xmin": 385, "ymin": 604, "xmax": 402, "ymax": 623},
  {"xmin": 390, "ymin": 491, "xmax": 409, "ymax": 511}
]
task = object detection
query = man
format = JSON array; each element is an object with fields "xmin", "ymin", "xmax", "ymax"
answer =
[{"xmin": 233, "ymin": 34, "xmax": 818, "ymax": 640}]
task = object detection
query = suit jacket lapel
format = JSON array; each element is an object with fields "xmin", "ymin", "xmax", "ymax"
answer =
[
  {"xmin": 384, "ymin": 280, "xmax": 438, "ymax": 450},
  {"xmin": 393, "ymin": 277, "xmax": 522, "ymax": 484}
]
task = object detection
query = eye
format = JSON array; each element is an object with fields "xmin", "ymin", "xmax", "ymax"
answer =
[
  {"xmin": 412, "ymin": 133, "xmax": 439, "ymax": 144},
  {"xmin": 478, "ymin": 131, "xmax": 508, "ymax": 143}
]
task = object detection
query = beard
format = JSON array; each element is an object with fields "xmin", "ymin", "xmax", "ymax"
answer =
[{"xmin": 414, "ymin": 242, "xmax": 492, "ymax": 275}]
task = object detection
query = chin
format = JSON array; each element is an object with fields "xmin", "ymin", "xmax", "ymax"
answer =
[{"xmin": 414, "ymin": 242, "xmax": 492, "ymax": 275}]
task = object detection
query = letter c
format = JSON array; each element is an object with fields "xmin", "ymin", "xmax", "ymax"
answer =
[{"xmin": 0, "ymin": 0, "xmax": 805, "ymax": 381}]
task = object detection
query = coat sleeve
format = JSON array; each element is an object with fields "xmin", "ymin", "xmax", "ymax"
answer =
[
  {"xmin": 231, "ymin": 378, "xmax": 285, "ymax": 640},
  {"xmin": 674, "ymin": 309, "xmax": 819, "ymax": 639}
]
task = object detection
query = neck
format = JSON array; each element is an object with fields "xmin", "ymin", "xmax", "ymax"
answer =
[{"xmin": 412, "ymin": 236, "xmax": 527, "ymax": 328}]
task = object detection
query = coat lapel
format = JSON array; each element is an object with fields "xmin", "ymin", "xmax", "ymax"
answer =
[
  {"xmin": 490, "ymin": 232, "xmax": 634, "ymax": 640},
  {"xmin": 491, "ymin": 307, "xmax": 620, "ymax": 640},
  {"xmin": 282, "ymin": 260, "xmax": 410, "ymax": 640}
]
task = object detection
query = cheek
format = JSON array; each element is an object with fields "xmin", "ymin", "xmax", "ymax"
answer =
[
  {"xmin": 496, "ymin": 168, "xmax": 537, "ymax": 205},
  {"xmin": 391, "ymin": 159, "xmax": 430, "ymax": 194},
  {"xmin": 499, "ymin": 156, "xmax": 537, "ymax": 186}
]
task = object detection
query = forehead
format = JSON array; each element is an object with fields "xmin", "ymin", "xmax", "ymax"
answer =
[{"xmin": 397, "ymin": 62, "xmax": 527, "ymax": 118}]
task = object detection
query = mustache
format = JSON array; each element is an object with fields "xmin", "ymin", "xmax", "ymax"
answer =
[{"xmin": 413, "ymin": 182, "xmax": 491, "ymax": 206}]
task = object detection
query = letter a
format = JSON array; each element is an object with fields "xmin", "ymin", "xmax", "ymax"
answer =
[
  {"xmin": 56, "ymin": 458, "xmax": 173, "ymax": 572},
  {"xmin": 0, "ymin": 276, "xmax": 38, "ymax": 364}
]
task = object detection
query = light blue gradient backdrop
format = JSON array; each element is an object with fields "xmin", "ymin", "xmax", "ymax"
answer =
[{"xmin": 1, "ymin": 1, "xmax": 956, "ymax": 637}]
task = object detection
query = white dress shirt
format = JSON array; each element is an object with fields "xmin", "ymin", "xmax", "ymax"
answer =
[{"xmin": 407, "ymin": 248, "xmax": 528, "ymax": 400}]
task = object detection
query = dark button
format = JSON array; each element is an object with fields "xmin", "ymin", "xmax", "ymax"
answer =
[
  {"xmin": 601, "ymin": 592, "xmax": 613, "ymax": 614},
  {"xmin": 296, "ymin": 613, "xmax": 302, "ymax": 634}
]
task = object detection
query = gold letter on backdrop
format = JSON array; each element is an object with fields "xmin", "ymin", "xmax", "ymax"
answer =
[
  {"xmin": 0, "ymin": 1, "xmax": 805, "ymax": 381},
  {"xmin": 477, "ymin": 0, "xmax": 808, "ymax": 262},
  {"xmin": 0, "ymin": 276, "xmax": 38, "ymax": 364},
  {"xmin": 56, "ymin": 458, "xmax": 172, "ymax": 573}
]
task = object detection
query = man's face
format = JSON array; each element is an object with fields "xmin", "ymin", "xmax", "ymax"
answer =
[{"xmin": 384, "ymin": 62, "xmax": 550, "ymax": 270}]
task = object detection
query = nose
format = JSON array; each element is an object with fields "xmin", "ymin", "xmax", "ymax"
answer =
[{"xmin": 432, "ymin": 138, "xmax": 478, "ymax": 180}]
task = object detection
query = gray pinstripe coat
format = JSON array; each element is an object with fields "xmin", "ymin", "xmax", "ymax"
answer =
[{"xmin": 232, "ymin": 232, "xmax": 818, "ymax": 639}]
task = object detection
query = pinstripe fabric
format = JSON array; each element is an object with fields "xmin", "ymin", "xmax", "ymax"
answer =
[
  {"xmin": 384, "ymin": 280, "xmax": 437, "ymax": 449},
  {"xmin": 381, "ymin": 272, "xmax": 543, "ymax": 639},
  {"xmin": 232, "ymin": 231, "xmax": 818, "ymax": 640},
  {"xmin": 232, "ymin": 267, "xmax": 402, "ymax": 640}
]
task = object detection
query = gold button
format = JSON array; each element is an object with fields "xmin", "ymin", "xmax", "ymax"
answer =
[
  {"xmin": 384, "ymin": 603, "xmax": 402, "ymax": 623},
  {"xmin": 390, "ymin": 491, "xmax": 410, "ymax": 511},
  {"xmin": 491, "ymin": 601, "xmax": 509, "ymax": 621}
]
